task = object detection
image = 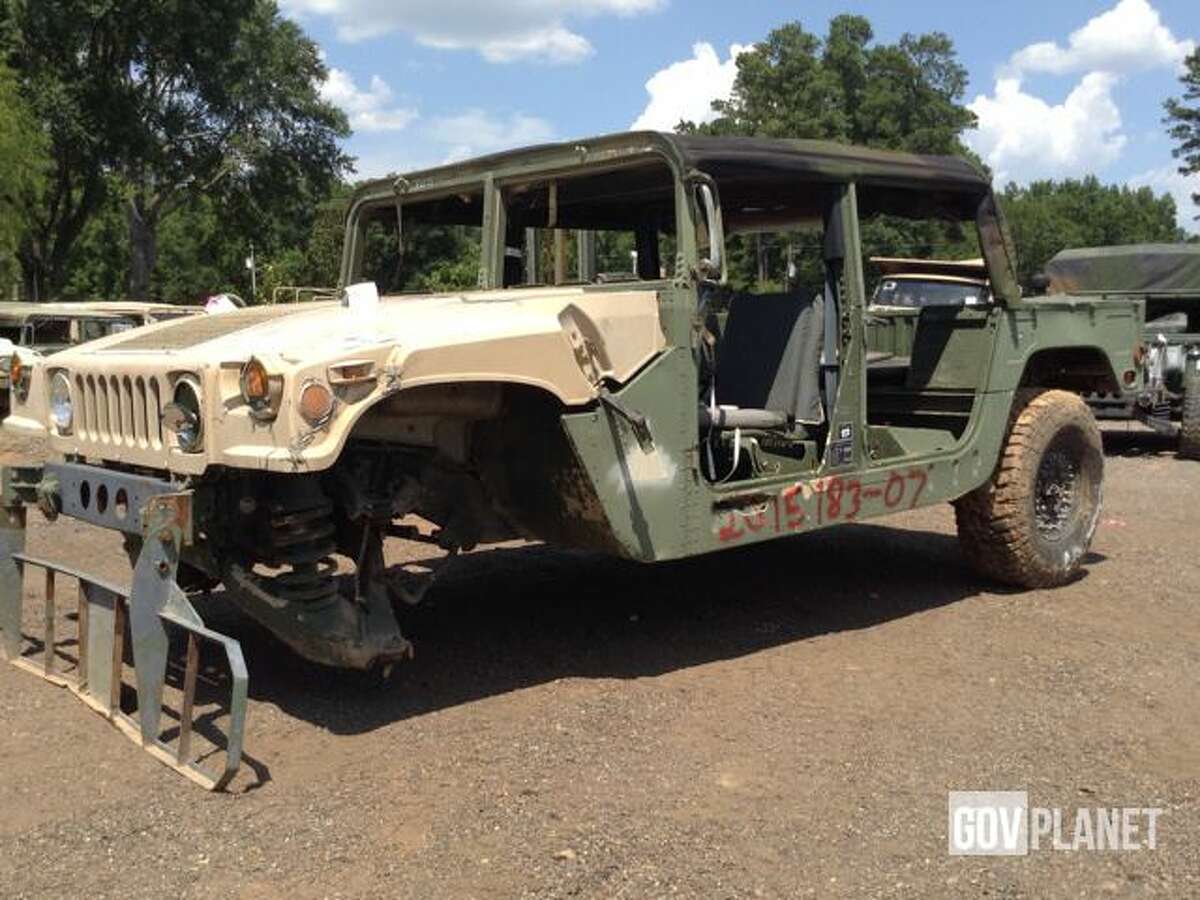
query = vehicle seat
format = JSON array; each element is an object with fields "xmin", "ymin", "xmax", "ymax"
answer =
[{"xmin": 700, "ymin": 291, "xmax": 825, "ymax": 430}]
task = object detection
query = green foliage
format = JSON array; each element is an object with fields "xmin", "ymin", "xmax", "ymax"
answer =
[
  {"xmin": 359, "ymin": 219, "xmax": 482, "ymax": 294},
  {"xmin": 684, "ymin": 15, "xmax": 982, "ymax": 291},
  {"xmin": 0, "ymin": 59, "xmax": 44, "ymax": 294},
  {"xmin": 695, "ymin": 16, "xmax": 977, "ymax": 158},
  {"xmin": 4, "ymin": 0, "xmax": 350, "ymax": 298},
  {"xmin": 58, "ymin": 178, "xmax": 353, "ymax": 304},
  {"xmin": 999, "ymin": 178, "xmax": 1181, "ymax": 287},
  {"xmin": 1165, "ymin": 48, "xmax": 1200, "ymax": 221}
]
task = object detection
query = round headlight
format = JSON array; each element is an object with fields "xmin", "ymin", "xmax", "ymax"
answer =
[
  {"xmin": 298, "ymin": 380, "xmax": 335, "ymax": 427},
  {"xmin": 9, "ymin": 353, "xmax": 25, "ymax": 396},
  {"xmin": 240, "ymin": 357, "xmax": 270, "ymax": 406},
  {"xmin": 49, "ymin": 372, "xmax": 73, "ymax": 433},
  {"xmin": 163, "ymin": 377, "xmax": 203, "ymax": 452}
]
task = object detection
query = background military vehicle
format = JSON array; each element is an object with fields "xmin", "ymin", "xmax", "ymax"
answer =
[
  {"xmin": 0, "ymin": 302, "xmax": 148, "ymax": 419},
  {"xmin": 1, "ymin": 302, "xmax": 204, "ymax": 419},
  {"xmin": 1041, "ymin": 244, "xmax": 1200, "ymax": 458},
  {"xmin": 867, "ymin": 257, "xmax": 991, "ymax": 310},
  {"xmin": 63, "ymin": 300, "xmax": 206, "ymax": 326},
  {"xmin": 1, "ymin": 132, "xmax": 1140, "ymax": 786}
]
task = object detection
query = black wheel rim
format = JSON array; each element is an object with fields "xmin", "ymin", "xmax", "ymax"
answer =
[{"xmin": 1034, "ymin": 437, "xmax": 1081, "ymax": 540}]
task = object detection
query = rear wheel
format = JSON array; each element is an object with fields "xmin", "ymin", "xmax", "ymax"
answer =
[
  {"xmin": 955, "ymin": 390, "xmax": 1103, "ymax": 588},
  {"xmin": 1180, "ymin": 387, "xmax": 1200, "ymax": 460}
]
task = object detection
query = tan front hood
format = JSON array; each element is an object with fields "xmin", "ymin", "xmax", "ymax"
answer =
[
  {"xmin": 16, "ymin": 285, "xmax": 667, "ymax": 475},
  {"xmin": 70, "ymin": 286, "xmax": 666, "ymax": 404}
]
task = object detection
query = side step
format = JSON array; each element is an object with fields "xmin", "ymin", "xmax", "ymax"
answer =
[{"xmin": 0, "ymin": 486, "xmax": 248, "ymax": 791}]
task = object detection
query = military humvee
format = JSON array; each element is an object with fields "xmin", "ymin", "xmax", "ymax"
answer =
[
  {"xmin": 0, "ymin": 302, "xmax": 150, "ymax": 419},
  {"xmin": 63, "ymin": 300, "xmax": 206, "ymax": 326},
  {"xmin": 868, "ymin": 257, "xmax": 991, "ymax": 310},
  {"xmin": 0, "ymin": 133, "xmax": 1140, "ymax": 787},
  {"xmin": 1041, "ymin": 244, "xmax": 1200, "ymax": 458}
]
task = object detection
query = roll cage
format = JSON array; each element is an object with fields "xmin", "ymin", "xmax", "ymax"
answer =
[{"xmin": 339, "ymin": 132, "xmax": 1018, "ymax": 310}]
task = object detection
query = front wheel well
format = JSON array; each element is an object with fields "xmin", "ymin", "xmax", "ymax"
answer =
[{"xmin": 1020, "ymin": 346, "xmax": 1121, "ymax": 394}]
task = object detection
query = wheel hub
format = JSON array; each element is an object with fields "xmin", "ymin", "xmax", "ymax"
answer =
[{"xmin": 1034, "ymin": 446, "xmax": 1080, "ymax": 539}]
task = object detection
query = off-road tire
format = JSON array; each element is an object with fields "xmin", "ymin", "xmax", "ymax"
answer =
[
  {"xmin": 1179, "ymin": 387, "xmax": 1200, "ymax": 460},
  {"xmin": 954, "ymin": 389, "xmax": 1103, "ymax": 588}
]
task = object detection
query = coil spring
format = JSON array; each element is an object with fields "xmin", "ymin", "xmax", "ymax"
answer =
[{"xmin": 267, "ymin": 501, "xmax": 339, "ymax": 604}]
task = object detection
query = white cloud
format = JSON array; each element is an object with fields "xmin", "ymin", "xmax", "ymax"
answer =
[
  {"xmin": 282, "ymin": 0, "xmax": 665, "ymax": 63},
  {"xmin": 1128, "ymin": 166, "xmax": 1200, "ymax": 232},
  {"xmin": 320, "ymin": 68, "xmax": 418, "ymax": 132},
  {"xmin": 1007, "ymin": 0, "xmax": 1194, "ymax": 77},
  {"xmin": 630, "ymin": 42, "xmax": 750, "ymax": 131},
  {"xmin": 968, "ymin": 73, "xmax": 1127, "ymax": 184},
  {"xmin": 968, "ymin": 1, "xmax": 1194, "ymax": 186},
  {"xmin": 424, "ymin": 110, "xmax": 556, "ymax": 162},
  {"xmin": 348, "ymin": 110, "xmax": 557, "ymax": 177}
]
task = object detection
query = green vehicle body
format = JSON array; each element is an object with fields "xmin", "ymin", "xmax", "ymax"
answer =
[
  {"xmin": 0, "ymin": 133, "xmax": 1140, "ymax": 787},
  {"xmin": 1042, "ymin": 244, "xmax": 1200, "ymax": 442}
]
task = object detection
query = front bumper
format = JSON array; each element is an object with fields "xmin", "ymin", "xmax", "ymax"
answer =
[{"xmin": 11, "ymin": 461, "xmax": 411, "ymax": 671}]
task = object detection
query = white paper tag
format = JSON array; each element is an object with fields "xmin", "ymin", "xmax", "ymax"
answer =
[{"xmin": 343, "ymin": 281, "xmax": 380, "ymax": 312}]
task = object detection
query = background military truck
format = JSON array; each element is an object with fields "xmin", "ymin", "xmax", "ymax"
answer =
[
  {"xmin": 864, "ymin": 257, "xmax": 993, "ymax": 381},
  {"xmin": 0, "ymin": 302, "xmax": 150, "ymax": 419},
  {"xmin": 1041, "ymin": 244, "xmax": 1200, "ymax": 458},
  {"xmin": 0, "ymin": 133, "xmax": 1140, "ymax": 786},
  {"xmin": 867, "ymin": 257, "xmax": 991, "ymax": 310}
]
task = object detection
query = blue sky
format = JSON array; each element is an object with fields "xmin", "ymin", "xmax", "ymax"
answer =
[{"xmin": 281, "ymin": 0, "xmax": 1199, "ymax": 230}]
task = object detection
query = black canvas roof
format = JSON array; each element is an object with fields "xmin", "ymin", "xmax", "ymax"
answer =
[
  {"xmin": 665, "ymin": 134, "xmax": 989, "ymax": 193},
  {"xmin": 355, "ymin": 131, "xmax": 991, "ymax": 200}
]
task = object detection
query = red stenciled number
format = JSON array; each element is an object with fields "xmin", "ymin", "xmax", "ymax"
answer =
[
  {"xmin": 845, "ymin": 480, "xmax": 862, "ymax": 520},
  {"xmin": 907, "ymin": 468, "xmax": 928, "ymax": 509},
  {"xmin": 884, "ymin": 472, "xmax": 906, "ymax": 508},
  {"xmin": 782, "ymin": 485, "xmax": 806, "ymax": 531},
  {"xmin": 745, "ymin": 508, "xmax": 768, "ymax": 532},
  {"xmin": 826, "ymin": 477, "xmax": 844, "ymax": 520},
  {"xmin": 718, "ymin": 513, "xmax": 744, "ymax": 543}
]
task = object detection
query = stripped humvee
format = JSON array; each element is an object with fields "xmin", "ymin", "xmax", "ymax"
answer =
[{"xmin": 0, "ymin": 133, "xmax": 1141, "ymax": 786}]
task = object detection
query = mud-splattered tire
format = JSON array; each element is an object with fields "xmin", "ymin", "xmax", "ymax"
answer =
[
  {"xmin": 955, "ymin": 390, "xmax": 1103, "ymax": 588},
  {"xmin": 1180, "ymin": 388, "xmax": 1200, "ymax": 460}
]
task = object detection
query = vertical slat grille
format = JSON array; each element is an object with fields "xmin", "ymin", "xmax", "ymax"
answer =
[
  {"xmin": 68, "ymin": 369, "xmax": 172, "ymax": 449},
  {"xmin": 108, "ymin": 376, "xmax": 121, "ymax": 445},
  {"xmin": 74, "ymin": 375, "xmax": 90, "ymax": 439},
  {"xmin": 149, "ymin": 377, "xmax": 163, "ymax": 449},
  {"xmin": 121, "ymin": 377, "xmax": 134, "ymax": 446},
  {"xmin": 132, "ymin": 377, "xmax": 147, "ymax": 447},
  {"xmin": 94, "ymin": 376, "xmax": 109, "ymax": 441}
]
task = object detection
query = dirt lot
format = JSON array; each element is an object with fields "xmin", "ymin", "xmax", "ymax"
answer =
[{"xmin": 1, "ymin": 424, "xmax": 1197, "ymax": 899}]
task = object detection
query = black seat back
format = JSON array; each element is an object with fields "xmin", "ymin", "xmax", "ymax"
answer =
[{"xmin": 714, "ymin": 291, "xmax": 825, "ymax": 426}]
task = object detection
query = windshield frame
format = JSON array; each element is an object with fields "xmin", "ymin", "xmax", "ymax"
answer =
[
  {"xmin": 343, "ymin": 180, "xmax": 488, "ymax": 295},
  {"xmin": 341, "ymin": 146, "xmax": 697, "ymax": 293}
]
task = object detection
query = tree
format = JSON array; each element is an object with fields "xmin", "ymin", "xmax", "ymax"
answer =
[
  {"xmin": 0, "ymin": 59, "xmax": 45, "ymax": 294},
  {"xmin": 696, "ymin": 16, "xmax": 977, "ymax": 157},
  {"xmin": 4, "ymin": 0, "xmax": 350, "ymax": 300},
  {"xmin": 682, "ymin": 16, "xmax": 980, "ymax": 290},
  {"xmin": 2, "ymin": 0, "xmax": 112, "ymax": 300},
  {"xmin": 999, "ymin": 178, "xmax": 1181, "ymax": 286},
  {"xmin": 1165, "ymin": 48, "xmax": 1200, "ymax": 221}
]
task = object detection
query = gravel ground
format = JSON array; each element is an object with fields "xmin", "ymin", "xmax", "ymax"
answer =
[{"xmin": 0, "ymin": 423, "xmax": 1197, "ymax": 899}]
